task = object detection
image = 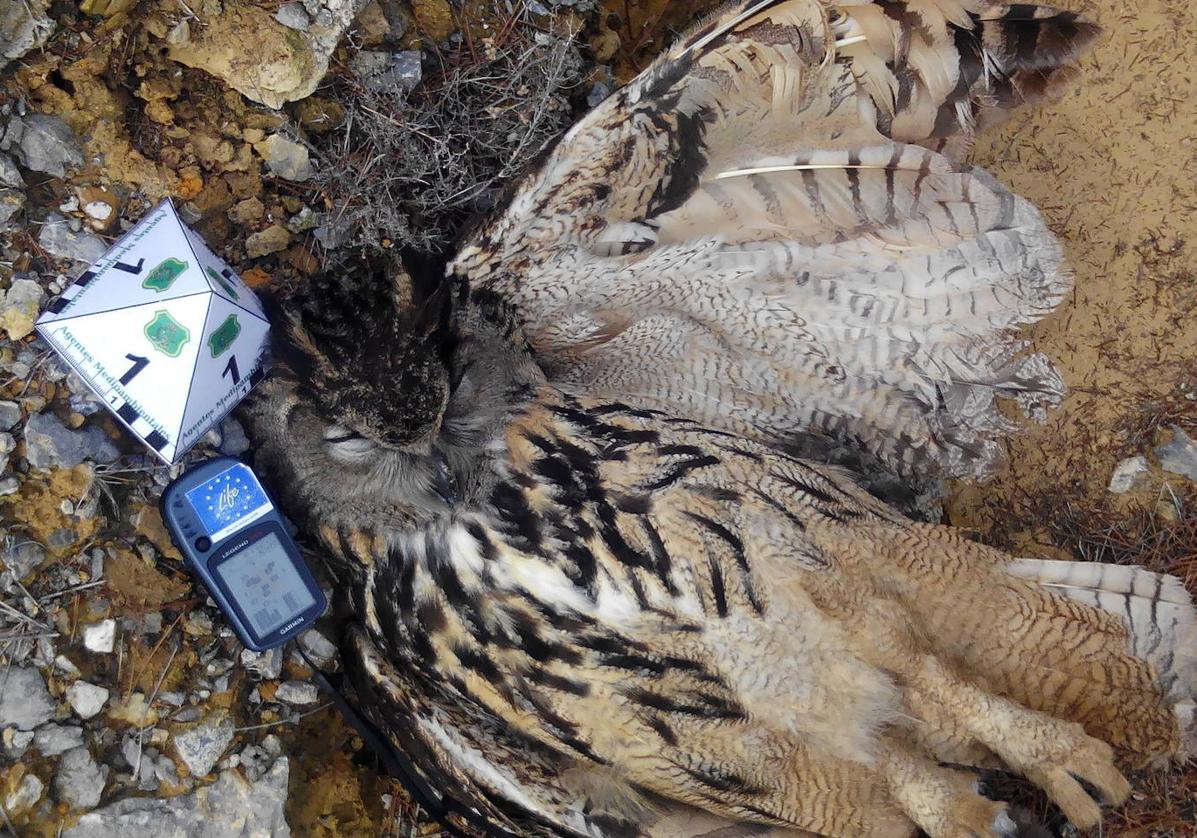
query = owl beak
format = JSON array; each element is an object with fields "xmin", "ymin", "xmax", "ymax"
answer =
[{"xmin": 430, "ymin": 447, "xmax": 458, "ymax": 505}]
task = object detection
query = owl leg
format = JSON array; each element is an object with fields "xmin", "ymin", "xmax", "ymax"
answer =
[
  {"xmin": 878, "ymin": 741, "xmax": 1014, "ymax": 838},
  {"xmin": 903, "ymin": 656, "xmax": 1131, "ymax": 830}
]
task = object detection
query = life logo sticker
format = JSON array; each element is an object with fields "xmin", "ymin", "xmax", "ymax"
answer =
[
  {"xmin": 144, "ymin": 309, "xmax": 191, "ymax": 357},
  {"xmin": 142, "ymin": 258, "xmax": 189, "ymax": 292},
  {"xmin": 184, "ymin": 462, "xmax": 274, "ymax": 540}
]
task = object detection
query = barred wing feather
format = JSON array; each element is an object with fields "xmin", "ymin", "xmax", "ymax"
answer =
[{"xmin": 449, "ymin": 0, "xmax": 1096, "ymax": 480}]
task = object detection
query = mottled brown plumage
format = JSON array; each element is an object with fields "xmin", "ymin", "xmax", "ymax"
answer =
[{"xmin": 244, "ymin": 3, "xmax": 1193, "ymax": 837}]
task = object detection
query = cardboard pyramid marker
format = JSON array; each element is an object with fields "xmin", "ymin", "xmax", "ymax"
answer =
[{"xmin": 37, "ymin": 200, "xmax": 269, "ymax": 463}]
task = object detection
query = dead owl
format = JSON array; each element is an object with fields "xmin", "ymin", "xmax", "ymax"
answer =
[{"xmin": 244, "ymin": 2, "xmax": 1195, "ymax": 836}]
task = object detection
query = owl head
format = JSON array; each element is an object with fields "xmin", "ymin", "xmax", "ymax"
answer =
[
  {"xmin": 272, "ymin": 269, "xmax": 462, "ymax": 452},
  {"xmin": 243, "ymin": 267, "xmax": 541, "ymax": 570}
]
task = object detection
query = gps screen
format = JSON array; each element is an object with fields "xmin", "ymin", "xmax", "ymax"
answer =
[{"xmin": 213, "ymin": 532, "xmax": 316, "ymax": 637}]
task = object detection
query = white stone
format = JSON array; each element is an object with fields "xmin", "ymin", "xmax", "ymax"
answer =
[
  {"xmin": 54, "ymin": 746, "xmax": 108, "ymax": 809},
  {"xmin": 34, "ymin": 723, "xmax": 86, "ymax": 756},
  {"xmin": 82, "ymin": 619, "xmax": 116, "ymax": 654},
  {"xmin": 1156, "ymin": 426, "xmax": 1197, "ymax": 481},
  {"xmin": 274, "ymin": 2, "xmax": 310, "ymax": 31},
  {"xmin": 274, "ymin": 680, "xmax": 319, "ymax": 705},
  {"xmin": 83, "ymin": 201, "xmax": 113, "ymax": 221},
  {"xmin": 297, "ymin": 629, "xmax": 337, "ymax": 667},
  {"xmin": 172, "ymin": 712, "xmax": 234, "ymax": 777},
  {"xmin": 4, "ymin": 772, "xmax": 44, "ymax": 817},
  {"xmin": 0, "ymin": 666, "xmax": 56, "ymax": 730},
  {"xmin": 1108, "ymin": 455, "xmax": 1150, "ymax": 494},
  {"xmin": 255, "ymin": 134, "xmax": 313, "ymax": 182},
  {"xmin": 66, "ymin": 681, "xmax": 110, "ymax": 719}
]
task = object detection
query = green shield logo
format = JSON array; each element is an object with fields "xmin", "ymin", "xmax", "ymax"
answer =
[
  {"xmin": 142, "ymin": 258, "xmax": 188, "ymax": 292},
  {"xmin": 205, "ymin": 266, "xmax": 240, "ymax": 300},
  {"xmin": 144, "ymin": 310, "xmax": 191, "ymax": 357},
  {"xmin": 207, "ymin": 314, "xmax": 241, "ymax": 358}
]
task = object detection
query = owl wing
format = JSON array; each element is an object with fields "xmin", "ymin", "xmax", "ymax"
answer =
[
  {"xmin": 336, "ymin": 397, "xmax": 1192, "ymax": 837},
  {"xmin": 449, "ymin": 0, "xmax": 1097, "ymax": 481}
]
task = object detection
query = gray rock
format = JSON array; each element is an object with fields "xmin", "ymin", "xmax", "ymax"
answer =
[
  {"xmin": 66, "ymin": 681, "xmax": 110, "ymax": 719},
  {"xmin": 172, "ymin": 712, "xmax": 234, "ymax": 777},
  {"xmin": 2, "ymin": 540, "xmax": 47, "ymax": 579},
  {"xmin": 348, "ymin": 49, "xmax": 389, "ymax": 79},
  {"xmin": 274, "ymin": 2, "xmax": 310, "ymax": 31},
  {"xmin": 587, "ymin": 80, "xmax": 612, "ymax": 108},
  {"xmin": 34, "ymin": 723, "xmax": 86, "ymax": 756},
  {"xmin": 1, "ymin": 277, "xmax": 44, "ymax": 340},
  {"xmin": 13, "ymin": 115, "xmax": 84, "ymax": 178},
  {"xmin": 54, "ymin": 655, "xmax": 82, "ymax": 677},
  {"xmin": 4, "ymin": 728, "xmax": 35, "ymax": 759},
  {"xmin": 1156, "ymin": 426, "xmax": 1197, "ymax": 481},
  {"xmin": 284, "ymin": 206, "xmax": 319, "ymax": 234},
  {"xmin": 63, "ymin": 757, "xmax": 290, "ymax": 838},
  {"xmin": 256, "ymin": 134, "xmax": 313, "ymax": 182},
  {"xmin": 1108, "ymin": 455, "xmax": 1150, "ymax": 494},
  {"xmin": 24, "ymin": 412, "xmax": 120, "ymax": 470},
  {"xmin": 1, "ymin": 0, "xmax": 54, "ymax": 69},
  {"xmin": 0, "ymin": 431, "xmax": 13, "ymax": 471},
  {"xmin": 48, "ymin": 527, "xmax": 83, "ymax": 551},
  {"xmin": 38, "ymin": 212, "xmax": 107, "ymax": 264},
  {"xmin": 0, "ymin": 188, "xmax": 22, "ymax": 228},
  {"xmin": 388, "ymin": 50, "xmax": 423, "ymax": 89},
  {"xmin": 0, "ymin": 666, "xmax": 56, "ymax": 730},
  {"xmin": 119, "ymin": 735, "xmax": 160, "ymax": 790},
  {"xmin": 274, "ymin": 680, "xmax": 319, "ymax": 705},
  {"xmin": 0, "ymin": 400, "xmax": 20, "ymax": 430},
  {"xmin": 54, "ymin": 746, "xmax": 108, "ymax": 809},
  {"xmin": 0, "ymin": 475, "xmax": 19, "ymax": 496},
  {"xmin": 3, "ymin": 771, "xmax": 44, "ymax": 817},
  {"xmin": 350, "ymin": 49, "xmax": 422, "ymax": 92},
  {"xmin": 0, "ymin": 154, "xmax": 21, "ymax": 188},
  {"xmin": 216, "ymin": 417, "xmax": 250, "ymax": 456},
  {"xmin": 312, "ymin": 218, "xmax": 350, "ymax": 249}
]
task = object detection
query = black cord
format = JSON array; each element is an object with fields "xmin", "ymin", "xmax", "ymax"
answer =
[{"xmin": 295, "ymin": 646, "xmax": 447, "ymax": 819}]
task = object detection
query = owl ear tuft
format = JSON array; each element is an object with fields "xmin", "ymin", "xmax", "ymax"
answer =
[{"xmin": 267, "ymin": 269, "xmax": 460, "ymax": 449}]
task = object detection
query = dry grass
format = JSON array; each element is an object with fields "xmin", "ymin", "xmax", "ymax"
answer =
[{"xmin": 308, "ymin": 7, "xmax": 586, "ymax": 260}]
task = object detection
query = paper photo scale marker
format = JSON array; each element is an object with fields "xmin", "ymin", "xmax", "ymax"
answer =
[
  {"xmin": 114, "ymin": 402, "xmax": 170, "ymax": 453},
  {"xmin": 45, "ymin": 258, "xmax": 149, "ymax": 314},
  {"xmin": 37, "ymin": 328, "xmax": 177, "ymax": 462}
]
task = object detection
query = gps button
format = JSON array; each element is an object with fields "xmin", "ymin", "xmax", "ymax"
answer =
[{"xmin": 194, "ymin": 536, "xmax": 212, "ymax": 552}]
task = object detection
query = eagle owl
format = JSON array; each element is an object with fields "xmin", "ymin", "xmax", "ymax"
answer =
[{"xmin": 245, "ymin": 2, "xmax": 1195, "ymax": 836}]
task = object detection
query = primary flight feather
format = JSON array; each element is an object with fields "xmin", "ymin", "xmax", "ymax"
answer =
[{"xmin": 244, "ymin": 2, "xmax": 1194, "ymax": 836}]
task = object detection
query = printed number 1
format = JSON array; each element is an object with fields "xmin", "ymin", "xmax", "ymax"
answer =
[
  {"xmin": 119, "ymin": 354, "xmax": 149, "ymax": 385},
  {"xmin": 222, "ymin": 356, "xmax": 241, "ymax": 385}
]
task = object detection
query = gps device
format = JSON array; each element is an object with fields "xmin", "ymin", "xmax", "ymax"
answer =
[{"xmin": 161, "ymin": 456, "xmax": 326, "ymax": 651}]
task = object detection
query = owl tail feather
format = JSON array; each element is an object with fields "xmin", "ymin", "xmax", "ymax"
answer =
[{"xmin": 1008, "ymin": 558, "xmax": 1197, "ymax": 762}]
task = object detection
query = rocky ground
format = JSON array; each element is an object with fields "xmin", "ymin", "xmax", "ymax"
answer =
[{"xmin": 0, "ymin": 0, "xmax": 1194, "ymax": 836}]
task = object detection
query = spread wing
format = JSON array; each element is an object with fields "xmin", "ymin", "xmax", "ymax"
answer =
[{"xmin": 448, "ymin": 0, "xmax": 1098, "ymax": 481}]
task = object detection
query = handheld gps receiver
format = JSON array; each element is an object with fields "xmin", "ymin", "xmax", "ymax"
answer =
[{"xmin": 161, "ymin": 457, "xmax": 327, "ymax": 651}]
